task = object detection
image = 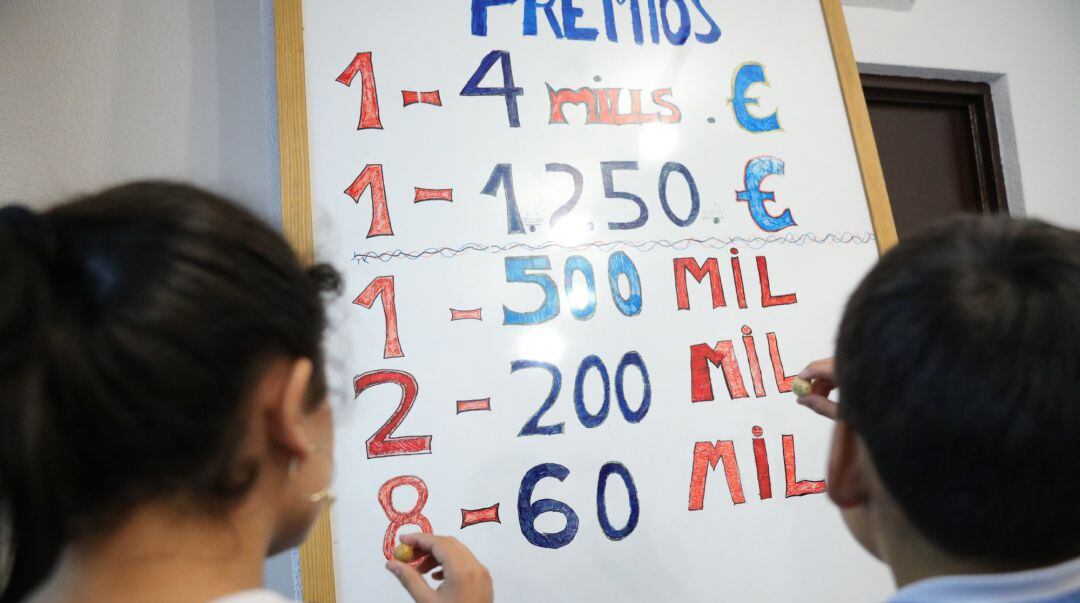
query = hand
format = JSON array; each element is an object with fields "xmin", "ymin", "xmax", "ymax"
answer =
[
  {"xmin": 796, "ymin": 358, "xmax": 840, "ymax": 420},
  {"xmin": 386, "ymin": 533, "xmax": 494, "ymax": 603}
]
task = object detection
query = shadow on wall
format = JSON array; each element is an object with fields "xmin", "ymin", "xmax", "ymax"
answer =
[{"xmin": 105, "ymin": 0, "xmax": 279, "ymax": 224}]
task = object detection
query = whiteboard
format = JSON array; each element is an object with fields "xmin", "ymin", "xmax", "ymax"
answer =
[{"xmin": 289, "ymin": 0, "xmax": 896, "ymax": 600}]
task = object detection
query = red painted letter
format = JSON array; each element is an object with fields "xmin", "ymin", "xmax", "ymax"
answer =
[
  {"xmin": 674, "ymin": 257, "xmax": 725, "ymax": 310},
  {"xmin": 689, "ymin": 440, "xmax": 746, "ymax": 510},
  {"xmin": 783, "ymin": 434, "xmax": 827, "ymax": 497},
  {"xmin": 752, "ymin": 426, "xmax": 772, "ymax": 500},
  {"xmin": 547, "ymin": 85, "xmax": 600, "ymax": 124},
  {"xmin": 757, "ymin": 256, "xmax": 797, "ymax": 307},
  {"xmin": 690, "ymin": 341, "xmax": 748, "ymax": 402},
  {"xmin": 768, "ymin": 331, "xmax": 797, "ymax": 393},
  {"xmin": 741, "ymin": 326, "xmax": 766, "ymax": 398}
]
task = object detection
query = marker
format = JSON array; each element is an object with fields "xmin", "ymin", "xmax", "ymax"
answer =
[
  {"xmin": 393, "ymin": 543, "xmax": 416, "ymax": 563},
  {"xmin": 791, "ymin": 377, "xmax": 812, "ymax": 398}
]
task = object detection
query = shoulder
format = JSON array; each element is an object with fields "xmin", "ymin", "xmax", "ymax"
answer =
[
  {"xmin": 890, "ymin": 557, "xmax": 1080, "ymax": 603},
  {"xmin": 209, "ymin": 589, "xmax": 295, "ymax": 603}
]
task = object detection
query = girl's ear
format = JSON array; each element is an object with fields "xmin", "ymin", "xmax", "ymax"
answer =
[
  {"xmin": 827, "ymin": 421, "xmax": 870, "ymax": 509},
  {"xmin": 263, "ymin": 357, "xmax": 316, "ymax": 459}
]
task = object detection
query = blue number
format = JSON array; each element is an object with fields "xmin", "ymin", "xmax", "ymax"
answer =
[
  {"xmin": 518, "ymin": 463, "xmax": 579, "ymax": 549},
  {"xmin": 607, "ymin": 252, "xmax": 643, "ymax": 316},
  {"xmin": 658, "ymin": 161, "xmax": 700, "ymax": 227},
  {"xmin": 547, "ymin": 163, "xmax": 584, "ymax": 230},
  {"xmin": 461, "ymin": 50, "xmax": 524, "ymax": 127},
  {"xmin": 504, "ymin": 256, "xmax": 560, "ymax": 325},
  {"xmin": 564, "ymin": 255, "xmax": 597, "ymax": 320},
  {"xmin": 601, "ymin": 161, "xmax": 648, "ymax": 230},
  {"xmin": 513, "ymin": 360, "xmax": 564, "ymax": 436},
  {"xmin": 597, "ymin": 462, "xmax": 640, "ymax": 541},
  {"xmin": 731, "ymin": 63, "xmax": 781, "ymax": 133},
  {"xmin": 481, "ymin": 163, "xmax": 525, "ymax": 235},
  {"xmin": 615, "ymin": 351, "xmax": 651, "ymax": 423},
  {"xmin": 736, "ymin": 156, "xmax": 795, "ymax": 232},
  {"xmin": 574, "ymin": 355, "xmax": 610, "ymax": 428}
]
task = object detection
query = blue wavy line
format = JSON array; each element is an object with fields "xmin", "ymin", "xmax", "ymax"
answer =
[{"xmin": 351, "ymin": 232, "xmax": 876, "ymax": 264}]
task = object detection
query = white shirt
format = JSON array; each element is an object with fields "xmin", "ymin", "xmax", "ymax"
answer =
[
  {"xmin": 889, "ymin": 557, "xmax": 1080, "ymax": 603},
  {"xmin": 210, "ymin": 589, "xmax": 294, "ymax": 603}
]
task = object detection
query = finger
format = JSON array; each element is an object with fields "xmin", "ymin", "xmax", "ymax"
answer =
[
  {"xmin": 797, "ymin": 395, "xmax": 840, "ymax": 420},
  {"xmin": 386, "ymin": 560, "xmax": 436, "ymax": 603},
  {"xmin": 810, "ymin": 378, "xmax": 836, "ymax": 397},
  {"xmin": 414, "ymin": 554, "xmax": 440, "ymax": 575},
  {"xmin": 798, "ymin": 358, "xmax": 835, "ymax": 381},
  {"xmin": 400, "ymin": 534, "xmax": 465, "ymax": 571},
  {"xmin": 400, "ymin": 533, "xmax": 447, "ymax": 557}
]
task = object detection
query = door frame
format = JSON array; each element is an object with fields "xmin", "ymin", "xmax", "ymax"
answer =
[{"xmin": 861, "ymin": 74, "xmax": 1009, "ymax": 214}]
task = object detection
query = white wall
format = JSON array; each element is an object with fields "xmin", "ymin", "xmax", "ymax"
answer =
[
  {"xmin": 3, "ymin": 0, "xmax": 1078, "ymax": 228},
  {"xmin": 0, "ymin": 0, "xmax": 295, "ymax": 596},
  {"xmin": 1, "ymin": 0, "xmax": 1078, "ymax": 598},
  {"xmin": 0, "ymin": 0, "xmax": 281, "ymax": 225},
  {"xmin": 843, "ymin": 0, "xmax": 1080, "ymax": 228}
]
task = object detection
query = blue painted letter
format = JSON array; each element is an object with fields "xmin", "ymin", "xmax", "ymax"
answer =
[
  {"xmin": 736, "ymin": 157, "xmax": 796, "ymax": 232},
  {"xmin": 562, "ymin": 0, "xmax": 599, "ymax": 40},
  {"xmin": 731, "ymin": 63, "xmax": 781, "ymax": 133},
  {"xmin": 524, "ymin": 0, "xmax": 565, "ymax": 38},
  {"xmin": 602, "ymin": 0, "xmax": 646, "ymax": 44},
  {"xmin": 691, "ymin": 0, "xmax": 721, "ymax": 43},
  {"xmin": 472, "ymin": 0, "xmax": 518, "ymax": 36},
  {"xmin": 659, "ymin": 0, "xmax": 690, "ymax": 45}
]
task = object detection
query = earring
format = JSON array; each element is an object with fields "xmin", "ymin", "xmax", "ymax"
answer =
[{"xmin": 288, "ymin": 444, "xmax": 335, "ymax": 505}]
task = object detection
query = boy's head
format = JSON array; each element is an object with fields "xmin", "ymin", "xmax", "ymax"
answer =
[{"xmin": 828, "ymin": 216, "xmax": 1080, "ymax": 566}]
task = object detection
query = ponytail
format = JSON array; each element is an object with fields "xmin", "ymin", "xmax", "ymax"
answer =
[
  {"xmin": 0, "ymin": 184, "xmax": 340, "ymax": 602},
  {"xmin": 0, "ymin": 206, "xmax": 68, "ymax": 602}
]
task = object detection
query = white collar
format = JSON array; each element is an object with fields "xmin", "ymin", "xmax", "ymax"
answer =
[{"xmin": 890, "ymin": 556, "xmax": 1080, "ymax": 602}]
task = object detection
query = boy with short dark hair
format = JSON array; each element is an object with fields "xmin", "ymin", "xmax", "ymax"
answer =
[{"xmin": 797, "ymin": 216, "xmax": 1080, "ymax": 602}]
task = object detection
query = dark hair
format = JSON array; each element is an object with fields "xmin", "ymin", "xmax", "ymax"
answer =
[
  {"xmin": 836, "ymin": 215, "xmax": 1080, "ymax": 564},
  {"xmin": 0, "ymin": 182, "xmax": 340, "ymax": 602}
]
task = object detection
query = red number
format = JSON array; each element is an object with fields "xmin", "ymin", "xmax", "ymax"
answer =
[
  {"xmin": 354, "ymin": 370, "xmax": 431, "ymax": 458},
  {"xmin": 353, "ymin": 276, "xmax": 404, "ymax": 358},
  {"xmin": 336, "ymin": 51, "xmax": 383, "ymax": 130},
  {"xmin": 379, "ymin": 475, "xmax": 433, "ymax": 561},
  {"xmin": 345, "ymin": 165, "xmax": 394, "ymax": 238}
]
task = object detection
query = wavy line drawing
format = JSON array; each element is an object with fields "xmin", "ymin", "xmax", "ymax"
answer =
[{"xmin": 351, "ymin": 232, "xmax": 876, "ymax": 264}]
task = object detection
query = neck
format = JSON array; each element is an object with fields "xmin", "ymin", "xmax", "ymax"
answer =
[
  {"xmin": 886, "ymin": 539, "xmax": 1044, "ymax": 588},
  {"xmin": 30, "ymin": 500, "xmax": 272, "ymax": 603},
  {"xmin": 876, "ymin": 510, "xmax": 1050, "ymax": 588}
]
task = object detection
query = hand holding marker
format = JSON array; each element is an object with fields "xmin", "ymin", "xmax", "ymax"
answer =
[
  {"xmin": 386, "ymin": 533, "xmax": 494, "ymax": 603},
  {"xmin": 792, "ymin": 358, "xmax": 840, "ymax": 420}
]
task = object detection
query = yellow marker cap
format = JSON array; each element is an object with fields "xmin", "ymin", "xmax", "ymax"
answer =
[
  {"xmin": 792, "ymin": 377, "xmax": 812, "ymax": 398},
  {"xmin": 393, "ymin": 543, "xmax": 416, "ymax": 563}
]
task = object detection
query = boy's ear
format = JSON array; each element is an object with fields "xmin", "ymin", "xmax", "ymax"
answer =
[
  {"xmin": 827, "ymin": 421, "xmax": 870, "ymax": 509},
  {"xmin": 263, "ymin": 357, "xmax": 316, "ymax": 460}
]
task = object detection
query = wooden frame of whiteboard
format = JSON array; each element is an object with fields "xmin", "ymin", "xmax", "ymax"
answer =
[{"xmin": 272, "ymin": 0, "xmax": 898, "ymax": 600}]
